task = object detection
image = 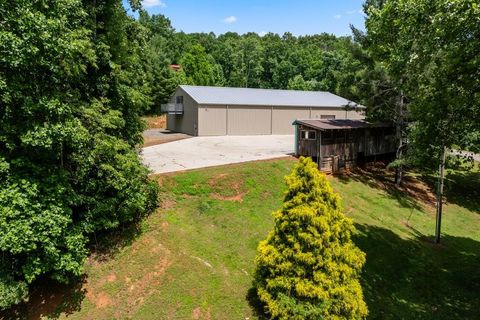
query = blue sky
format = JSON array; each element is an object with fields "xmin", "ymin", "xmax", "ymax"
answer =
[{"xmin": 124, "ymin": 0, "xmax": 366, "ymax": 36}]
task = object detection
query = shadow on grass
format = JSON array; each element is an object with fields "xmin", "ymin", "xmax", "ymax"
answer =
[
  {"xmin": 341, "ymin": 163, "xmax": 480, "ymax": 215},
  {"xmin": 0, "ymin": 222, "xmax": 144, "ymax": 320},
  {"xmin": 411, "ymin": 168, "xmax": 480, "ymax": 214},
  {"xmin": 246, "ymin": 224, "xmax": 480, "ymax": 320},
  {"xmin": 442, "ymin": 170, "xmax": 480, "ymax": 214},
  {"xmin": 0, "ymin": 276, "xmax": 87, "ymax": 320},
  {"xmin": 89, "ymin": 221, "xmax": 145, "ymax": 262},
  {"xmin": 354, "ymin": 224, "xmax": 480, "ymax": 319},
  {"xmin": 335, "ymin": 163, "xmax": 426, "ymax": 210},
  {"xmin": 246, "ymin": 287, "xmax": 269, "ymax": 320}
]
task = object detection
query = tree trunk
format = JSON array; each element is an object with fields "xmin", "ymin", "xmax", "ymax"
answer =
[
  {"xmin": 435, "ymin": 146, "xmax": 447, "ymax": 244},
  {"xmin": 395, "ymin": 91, "xmax": 405, "ymax": 187}
]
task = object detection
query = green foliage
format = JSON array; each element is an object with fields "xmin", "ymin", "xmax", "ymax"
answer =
[
  {"xmin": 287, "ymin": 75, "xmax": 320, "ymax": 91},
  {"xmin": 364, "ymin": 0, "xmax": 480, "ymax": 167},
  {"xmin": 180, "ymin": 44, "xmax": 225, "ymax": 86},
  {"xmin": 136, "ymin": 18, "xmax": 369, "ymax": 114},
  {"xmin": 254, "ymin": 157, "xmax": 368, "ymax": 319},
  {"xmin": 0, "ymin": 0, "xmax": 158, "ymax": 309}
]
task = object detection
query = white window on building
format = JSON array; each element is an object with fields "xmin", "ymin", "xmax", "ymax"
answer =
[{"xmin": 176, "ymin": 96, "xmax": 184, "ymax": 104}]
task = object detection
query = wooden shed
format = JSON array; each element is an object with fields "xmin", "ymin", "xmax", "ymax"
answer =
[{"xmin": 293, "ymin": 119, "xmax": 396, "ymax": 173}]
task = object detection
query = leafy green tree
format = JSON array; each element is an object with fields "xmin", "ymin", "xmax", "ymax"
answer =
[
  {"xmin": 365, "ymin": 0, "xmax": 480, "ymax": 165},
  {"xmin": 254, "ymin": 157, "xmax": 368, "ymax": 319},
  {"xmin": 139, "ymin": 12, "xmax": 187, "ymax": 113},
  {"xmin": 287, "ymin": 75, "xmax": 319, "ymax": 91},
  {"xmin": 180, "ymin": 44, "xmax": 224, "ymax": 86},
  {"xmin": 0, "ymin": 0, "xmax": 158, "ymax": 308}
]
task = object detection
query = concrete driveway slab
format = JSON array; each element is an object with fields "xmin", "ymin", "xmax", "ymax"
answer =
[{"xmin": 141, "ymin": 135, "xmax": 294, "ymax": 174}]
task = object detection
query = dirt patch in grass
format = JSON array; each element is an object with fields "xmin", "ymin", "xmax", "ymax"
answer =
[
  {"xmin": 161, "ymin": 198, "xmax": 176, "ymax": 210},
  {"xmin": 143, "ymin": 115, "xmax": 166, "ymax": 129},
  {"xmin": 192, "ymin": 306, "xmax": 212, "ymax": 320},
  {"xmin": 210, "ymin": 191, "xmax": 247, "ymax": 202},
  {"xmin": 107, "ymin": 273, "xmax": 117, "ymax": 283},
  {"xmin": 125, "ymin": 257, "xmax": 171, "ymax": 307},
  {"xmin": 86, "ymin": 291, "xmax": 113, "ymax": 309},
  {"xmin": 208, "ymin": 173, "xmax": 248, "ymax": 201}
]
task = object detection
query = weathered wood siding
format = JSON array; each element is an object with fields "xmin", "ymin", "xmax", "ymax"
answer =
[
  {"xmin": 295, "ymin": 124, "xmax": 396, "ymax": 172},
  {"xmin": 297, "ymin": 125, "xmax": 318, "ymax": 158}
]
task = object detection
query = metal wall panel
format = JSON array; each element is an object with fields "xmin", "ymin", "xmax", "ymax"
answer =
[
  {"xmin": 346, "ymin": 110, "xmax": 365, "ymax": 119},
  {"xmin": 310, "ymin": 109, "xmax": 348, "ymax": 120},
  {"xmin": 198, "ymin": 105, "xmax": 227, "ymax": 136},
  {"xmin": 310, "ymin": 109, "xmax": 365, "ymax": 120},
  {"xmin": 227, "ymin": 106, "xmax": 271, "ymax": 135},
  {"xmin": 166, "ymin": 87, "xmax": 198, "ymax": 135},
  {"xmin": 272, "ymin": 107, "xmax": 310, "ymax": 134}
]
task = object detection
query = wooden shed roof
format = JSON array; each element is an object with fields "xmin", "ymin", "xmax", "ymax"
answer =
[{"xmin": 293, "ymin": 119, "xmax": 393, "ymax": 131}]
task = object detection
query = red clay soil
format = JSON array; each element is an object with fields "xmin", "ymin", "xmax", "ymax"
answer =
[
  {"xmin": 143, "ymin": 115, "xmax": 166, "ymax": 129},
  {"xmin": 208, "ymin": 173, "xmax": 248, "ymax": 202}
]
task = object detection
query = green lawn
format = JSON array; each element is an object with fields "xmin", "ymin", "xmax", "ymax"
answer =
[{"xmin": 6, "ymin": 159, "xmax": 480, "ymax": 319}]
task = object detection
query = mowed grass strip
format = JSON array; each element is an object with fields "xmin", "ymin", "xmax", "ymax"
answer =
[{"xmin": 10, "ymin": 159, "xmax": 479, "ymax": 319}]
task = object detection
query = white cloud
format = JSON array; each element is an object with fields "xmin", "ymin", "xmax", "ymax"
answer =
[
  {"xmin": 344, "ymin": 9, "xmax": 364, "ymax": 15},
  {"xmin": 223, "ymin": 16, "xmax": 237, "ymax": 24},
  {"xmin": 142, "ymin": 0, "xmax": 166, "ymax": 8},
  {"xmin": 334, "ymin": 14, "xmax": 342, "ymax": 19},
  {"xmin": 259, "ymin": 31, "xmax": 267, "ymax": 37}
]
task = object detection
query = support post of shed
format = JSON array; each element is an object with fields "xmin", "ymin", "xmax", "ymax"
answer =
[
  {"xmin": 318, "ymin": 130, "xmax": 322, "ymax": 170},
  {"xmin": 435, "ymin": 146, "xmax": 447, "ymax": 244},
  {"xmin": 294, "ymin": 125, "xmax": 299, "ymax": 156}
]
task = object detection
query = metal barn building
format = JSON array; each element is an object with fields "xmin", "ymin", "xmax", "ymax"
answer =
[{"xmin": 162, "ymin": 85, "xmax": 365, "ymax": 136}]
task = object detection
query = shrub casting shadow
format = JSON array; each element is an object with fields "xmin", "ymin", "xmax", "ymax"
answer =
[
  {"xmin": 246, "ymin": 224, "xmax": 480, "ymax": 320},
  {"xmin": 354, "ymin": 223, "xmax": 480, "ymax": 319},
  {"xmin": 89, "ymin": 221, "xmax": 144, "ymax": 262},
  {"xmin": 0, "ymin": 276, "xmax": 87, "ymax": 320},
  {"xmin": 0, "ymin": 222, "xmax": 144, "ymax": 319},
  {"xmin": 246, "ymin": 287, "xmax": 269, "ymax": 320}
]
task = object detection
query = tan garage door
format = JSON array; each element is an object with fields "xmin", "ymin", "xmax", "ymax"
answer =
[
  {"xmin": 227, "ymin": 106, "xmax": 271, "ymax": 135},
  {"xmin": 272, "ymin": 107, "xmax": 310, "ymax": 134},
  {"xmin": 198, "ymin": 105, "xmax": 227, "ymax": 136}
]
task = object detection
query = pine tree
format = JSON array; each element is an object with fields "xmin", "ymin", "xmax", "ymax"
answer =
[{"xmin": 254, "ymin": 157, "xmax": 368, "ymax": 319}]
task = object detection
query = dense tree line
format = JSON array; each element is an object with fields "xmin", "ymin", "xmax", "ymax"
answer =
[
  {"xmin": 138, "ymin": 12, "xmax": 370, "ymax": 113},
  {"xmin": 140, "ymin": 4, "xmax": 479, "ymax": 171},
  {"xmin": 0, "ymin": 0, "xmax": 158, "ymax": 308}
]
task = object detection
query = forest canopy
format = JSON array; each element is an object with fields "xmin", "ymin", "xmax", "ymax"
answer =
[{"xmin": 0, "ymin": 0, "xmax": 158, "ymax": 309}]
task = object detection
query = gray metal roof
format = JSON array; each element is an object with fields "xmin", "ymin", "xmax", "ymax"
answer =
[
  {"xmin": 179, "ymin": 85, "xmax": 364, "ymax": 109},
  {"xmin": 293, "ymin": 119, "xmax": 392, "ymax": 131}
]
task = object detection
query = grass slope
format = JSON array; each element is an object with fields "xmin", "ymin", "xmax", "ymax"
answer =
[{"xmin": 5, "ymin": 159, "xmax": 480, "ymax": 319}]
